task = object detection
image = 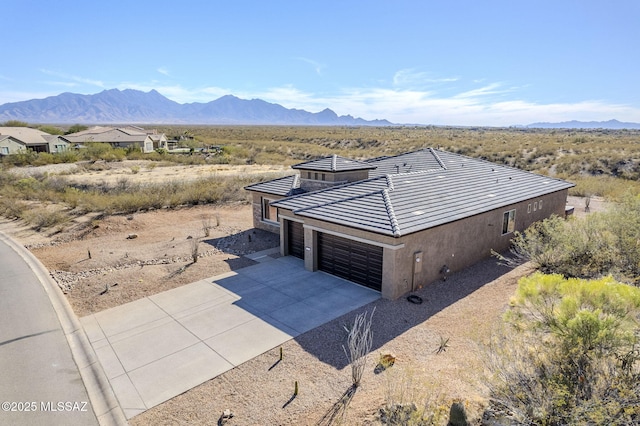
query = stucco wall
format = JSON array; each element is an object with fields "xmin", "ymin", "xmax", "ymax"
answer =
[
  {"xmin": 384, "ymin": 189, "xmax": 570, "ymax": 299},
  {"xmin": 279, "ymin": 188, "xmax": 569, "ymax": 300},
  {"xmin": 0, "ymin": 138, "xmax": 26, "ymax": 155},
  {"xmin": 250, "ymin": 192, "xmax": 282, "ymax": 233}
]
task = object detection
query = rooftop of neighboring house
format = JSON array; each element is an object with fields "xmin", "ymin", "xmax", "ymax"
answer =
[
  {"xmin": 62, "ymin": 126, "xmax": 156, "ymax": 143},
  {"xmin": 0, "ymin": 127, "xmax": 52, "ymax": 145}
]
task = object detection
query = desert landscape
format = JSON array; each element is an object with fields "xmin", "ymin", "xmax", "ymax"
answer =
[{"xmin": 0, "ymin": 148, "xmax": 608, "ymax": 425}]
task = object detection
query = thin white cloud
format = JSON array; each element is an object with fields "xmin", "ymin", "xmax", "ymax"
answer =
[
  {"xmin": 246, "ymin": 83, "xmax": 640, "ymax": 126},
  {"xmin": 39, "ymin": 69, "xmax": 105, "ymax": 88},
  {"xmin": 3, "ymin": 72, "xmax": 640, "ymax": 126},
  {"xmin": 453, "ymin": 83, "xmax": 508, "ymax": 100},
  {"xmin": 296, "ymin": 57, "xmax": 325, "ymax": 76},
  {"xmin": 393, "ymin": 69, "xmax": 459, "ymax": 88},
  {"xmin": 157, "ymin": 67, "xmax": 170, "ymax": 77}
]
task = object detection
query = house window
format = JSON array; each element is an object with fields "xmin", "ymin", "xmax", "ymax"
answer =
[
  {"xmin": 322, "ymin": 173, "xmax": 326, "ymax": 181},
  {"xmin": 527, "ymin": 204, "xmax": 531, "ymax": 213},
  {"xmin": 314, "ymin": 172, "xmax": 318, "ymax": 180},
  {"xmin": 0, "ymin": 147, "xmax": 8, "ymax": 155},
  {"xmin": 534, "ymin": 202, "xmax": 538, "ymax": 211},
  {"xmin": 262, "ymin": 197, "xmax": 278, "ymax": 223},
  {"xmin": 502, "ymin": 209, "xmax": 516, "ymax": 235},
  {"xmin": 539, "ymin": 200, "xmax": 543, "ymax": 209}
]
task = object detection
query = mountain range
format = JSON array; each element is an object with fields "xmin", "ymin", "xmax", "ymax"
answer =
[
  {"xmin": 526, "ymin": 119, "xmax": 640, "ymax": 129},
  {"xmin": 0, "ymin": 89, "xmax": 392, "ymax": 126},
  {"xmin": 1, "ymin": 89, "xmax": 639, "ymax": 129}
]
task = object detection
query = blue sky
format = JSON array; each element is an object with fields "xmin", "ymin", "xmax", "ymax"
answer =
[{"xmin": 3, "ymin": 0, "xmax": 639, "ymax": 126}]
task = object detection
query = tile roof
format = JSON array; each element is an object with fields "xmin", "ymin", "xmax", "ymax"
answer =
[
  {"xmin": 244, "ymin": 174, "xmax": 302, "ymax": 197},
  {"xmin": 0, "ymin": 127, "xmax": 51, "ymax": 144},
  {"xmin": 367, "ymin": 148, "xmax": 447, "ymax": 176},
  {"xmin": 292, "ymin": 154, "xmax": 375, "ymax": 172},
  {"xmin": 271, "ymin": 149, "xmax": 574, "ymax": 237},
  {"xmin": 62, "ymin": 128, "xmax": 151, "ymax": 144}
]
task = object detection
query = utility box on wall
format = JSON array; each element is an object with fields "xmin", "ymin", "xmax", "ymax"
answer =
[
  {"xmin": 413, "ymin": 251, "xmax": 423, "ymax": 273},
  {"xmin": 412, "ymin": 251, "xmax": 423, "ymax": 291}
]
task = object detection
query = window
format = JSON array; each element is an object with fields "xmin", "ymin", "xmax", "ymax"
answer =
[
  {"xmin": 534, "ymin": 202, "xmax": 538, "ymax": 211},
  {"xmin": 321, "ymin": 173, "xmax": 326, "ymax": 181},
  {"xmin": 539, "ymin": 200, "xmax": 543, "ymax": 209},
  {"xmin": 314, "ymin": 172, "xmax": 318, "ymax": 180},
  {"xmin": 502, "ymin": 209, "xmax": 516, "ymax": 234},
  {"xmin": 0, "ymin": 147, "xmax": 8, "ymax": 155},
  {"xmin": 262, "ymin": 197, "xmax": 278, "ymax": 223},
  {"xmin": 527, "ymin": 203, "xmax": 531, "ymax": 213}
]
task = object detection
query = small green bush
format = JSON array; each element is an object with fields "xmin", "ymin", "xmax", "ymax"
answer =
[
  {"xmin": 502, "ymin": 195, "xmax": 640, "ymax": 285},
  {"xmin": 486, "ymin": 273, "xmax": 640, "ymax": 425}
]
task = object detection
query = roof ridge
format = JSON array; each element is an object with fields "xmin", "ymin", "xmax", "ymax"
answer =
[
  {"xmin": 291, "ymin": 174, "xmax": 300, "ymax": 189},
  {"xmin": 389, "ymin": 168, "xmax": 444, "ymax": 178},
  {"xmin": 381, "ymin": 188, "xmax": 401, "ymax": 237},
  {"xmin": 430, "ymin": 148, "xmax": 447, "ymax": 170},
  {"xmin": 293, "ymin": 188, "xmax": 386, "ymax": 214},
  {"xmin": 385, "ymin": 174, "xmax": 394, "ymax": 191}
]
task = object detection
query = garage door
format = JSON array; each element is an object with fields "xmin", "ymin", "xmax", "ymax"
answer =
[
  {"xmin": 318, "ymin": 233, "xmax": 383, "ymax": 291},
  {"xmin": 287, "ymin": 220, "xmax": 305, "ymax": 259}
]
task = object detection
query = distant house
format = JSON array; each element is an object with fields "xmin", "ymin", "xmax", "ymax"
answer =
[
  {"xmin": 245, "ymin": 149, "xmax": 574, "ymax": 300},
  {"xmin": 61, "ymin": 126, "xmax": 167, "ymax": 153},
  {"xmin": 0, "ymin": 127, "xmax": 69, "ymax": 156}
]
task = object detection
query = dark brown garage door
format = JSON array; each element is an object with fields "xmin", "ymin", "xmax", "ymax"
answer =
[
  {"xmin": 318, "ymin": 233, "xmax": 382, "ymax": 291},
  {"xmin": 287, "ymin": 220, "xmax": 305, "ymax": 259}
]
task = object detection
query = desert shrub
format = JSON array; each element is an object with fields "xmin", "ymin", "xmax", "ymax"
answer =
[
  {"xmin": 568, "ymin": 175, "xmax": 640, "ymax": 200},
  {"xmin": 0, "ymin": 197, "xmax": 26, "ymax": 218},
  {"xmin": 55, "ymin": 150, "xmax": 79, "ymax": 163},
  {"xmin": 2, "ymin": 150, "xmax": 38, "ymax": 167},
  {"xmin": 501, "ymin": 195, "xmax": 640, "ymax": 285},
  {"xmin": 80, "ymin": 143, "xmax": 126, "ymax": 162},
  {"xmin": 485, "ymin": 273, "xmax": 640, "ymax": 425},
  {"xmin": 13, "ymin": 176, "xmax": 45, "ymax": 198},
  {"xmin": 20, "ymin": 207, "xmax": 69, "ymax": 230}
]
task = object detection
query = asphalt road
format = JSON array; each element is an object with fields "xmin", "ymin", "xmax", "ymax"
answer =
[{"xmin": 0, "ymin": 235, "xmax": 98, "ymax": 426}]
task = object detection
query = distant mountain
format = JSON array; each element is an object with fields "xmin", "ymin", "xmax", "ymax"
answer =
[
  {"xmin": 527, "ymin": 119, "xmax": 640, "ymax": 129},
  {"xmin": 0, "ymin": 89, "xmax": 392, "ymax": 126}
]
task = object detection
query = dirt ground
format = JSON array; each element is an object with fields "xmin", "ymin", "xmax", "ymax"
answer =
[
  {"xmin": 0, "ymin": 180, "xmax": 608, "ymax": 424},
  {"xmin": 9, "ymin": 160, "xmax": 290, "ymax": 186}
]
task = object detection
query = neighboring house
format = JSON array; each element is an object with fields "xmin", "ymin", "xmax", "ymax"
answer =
[
  {"xmin": 245, "ymin": 148, "xmax": 574, "ymax": 300},
  {"xmin": 0, "ymin": 127, "xmax": 69, "ymax": 155},
  {"xmin": 61, "ymin": 126, "xmax": 167, "ymax": 153}
]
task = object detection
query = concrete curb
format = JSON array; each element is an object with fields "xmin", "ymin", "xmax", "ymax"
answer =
[{"xmin": 0, "ymin": 231, "xmax": 127, "ymax": 426}]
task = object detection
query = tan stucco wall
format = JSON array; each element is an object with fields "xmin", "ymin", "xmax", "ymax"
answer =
[
  {"xmin": 250, "ymin": 192, "xmax": 283, "ymax": 233},
  {"xmin": 381, "ymin": 188, "xmax": 570, "ymax": 299},
  {"xmin": 0, "ymin": 138, "xmax": 26, "ymax": 155},
  {"xmin": 279, "ymin": 189, "xmax": 569, "ymax": 300},
  {"xmin": 299, "ymin": 169, "xmax": 370, "ymax": 191}
]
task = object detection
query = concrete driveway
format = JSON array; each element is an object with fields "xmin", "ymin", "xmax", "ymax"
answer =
[{"xmin": 80, "ymin": 249, "xmax": 380, "ymax": 419}]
